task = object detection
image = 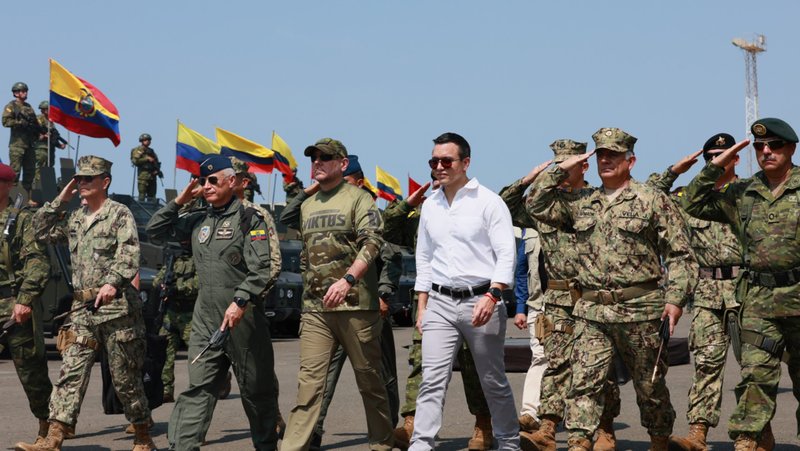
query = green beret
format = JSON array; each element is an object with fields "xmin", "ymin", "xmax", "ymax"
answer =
[
  {"xmin": 751, "ymin": 118, "xmax": 799, "ymax": 143},
  {"xmin": 550, "ymin": 139, "xmax": 587, "ymax": 162},
  {"xmin": 592, "ymin": 127, "xmax": 637, "ymax": 153},
  {"xmin": 75, "ymin": 155, "xmax": 112, "ymax": 176},
  {"xmin": 304, "ymin": 138, "xmax": 348, "ymax": 158},
  {"xmin": 702, "ymin": 133, "xmax": 735, "ymax": 157}
]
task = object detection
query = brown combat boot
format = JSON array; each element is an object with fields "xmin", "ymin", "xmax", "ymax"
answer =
[
  {"xmin": 594, "ymin": 417, "xmax": 616, "ymax": 451},
  {"xmin": 14, "ymin": 420, "xmax": 68, "ymax": 451},
  {"xmin": 519, "ymin": 414, "xmax": 540, "ymax": 433},
  {"xmin": 669, "ymin": 422, "xmax": 708, "ymax": 451},
  {"xmin": 392, "ymin": 415, "xmax": 414, "ymax": 450},
  {"xmin": 757, "ymin": 422, "xmax": 774, "ymax": 451},
  {"xmin": 62, "ymin": 424, "xmax": 75, "ymax": 440},
  {"xmin": 734, "ymin": 433, "xmax": 758, "ymax": 451},
  {"xmin": 649, "ymin": 434, "xmax": 670, "ymax": 451},
  {"xmin": 131, "ymin": 422, "xmax": 157, "ymax": 451},
  {"xmin": 468, "ymin": 414, "xmax": 494, "ymax": 450},
  {"xmin": 124, "ymin": 416, "xmax": 154, "ymax": 434},
  {"xmin": 567, "ymin": 436, "xmax": 591, "ymax": 451},
  {"xmin": 522, "ymin": 415, "xmax": 558, "ymax": 451}
]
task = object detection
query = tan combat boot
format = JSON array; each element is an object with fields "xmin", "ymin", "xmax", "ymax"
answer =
[
  {"xmin": 131, "ymin": 422, "xmax": 157, "ymax": 451},
  {"xmin": 669, "ymin": 422, "xmax": 708, "ymax": 451},
  {"xmin": 519, "ymin": 414, "xmax": 540, "ymax": 433},
  {"xmin": 521, "ymin": 415, "xmax": 558, "ymax": 451},
  {"xmin": 124, "ymin": 416, "xmax": 154, "ymax": 434},
  {"xmin": 594, "ymin": 416, "xmax": 616, "ymax": 451},
  {"xmin": 34, "ymin": 419, "xmax": 50, "ymax": 444},
  {"xmin": 649, "ymin": 434, "xmax": 670, "ymax": 451},
  {"xmin": 14, "ymin": 420, "xmax": 68, "ymax": 451},
  {"xmin": 567, "ymin": 436, "xmax": 591, "ymax": 451},
  {"xmin": 393, "ymin": 415, "xmax": 414, "ymax": 450},
  {"xmin": 468, "ymin": 414, "xmax": 494, "ymax": 450},
  {"xmin": 734, "ymin": 433, "xmax": 758, "ymax": 451},
  {"xmin": 757, "ymin": 422, "xmax": 774, "ymax": 451}
]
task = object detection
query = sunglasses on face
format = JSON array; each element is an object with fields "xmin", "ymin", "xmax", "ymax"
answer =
[
  {"xmin": 428, "ymin": 157, "xmax": 461, "ymax": 169},
  {"xmin": 73, "ymin": 175, "xmax": 97, "ymax": 183},
  {"xmin": 310, "ymin": 154, "xmax": 336, "ymax": 163},
  {"xmin": 753, "ymin": 140, "xmax": 787, "ymax": 151},
  {"xmin": 198, "ymin": 175, "xmax": 226, "ymax": 186}
]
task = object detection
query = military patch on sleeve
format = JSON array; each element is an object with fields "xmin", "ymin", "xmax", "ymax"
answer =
[
  {"xmin": 198, "ymin": 225, "xmax": 211, "ymax": 244},
  {"xmin": 250, "ymin": 229, "xmax": 267, "ymax": 241}
]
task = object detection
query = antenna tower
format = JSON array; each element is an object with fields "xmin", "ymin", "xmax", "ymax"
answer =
[{"xmin": 732, "ymin": 34, "xmax": 766, "ymax": 175}]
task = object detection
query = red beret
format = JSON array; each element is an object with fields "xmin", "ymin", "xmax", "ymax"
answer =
[{"xmin": 0, "ymin": 164, "xmax": 15, "ymax": 182}]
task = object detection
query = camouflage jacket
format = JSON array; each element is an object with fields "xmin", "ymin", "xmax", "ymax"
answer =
[
  {"xmin": 146, "ymin": 198, "xmax": 277, "ymax": 303},
  {"xmin": 527, "ymin": 167, "xmax": 698, "ymax": 323},
  {"xmin": 500, "ymin": 178, "xmax": 584, "ymax": 307},
  {"xmin": 242, "ymin": 199, "xmax": 281, "ymax": 291},
  {"xmin": 681, "ymin": 163, "xmax": 800, "ymax": 317},
  {"xmin": 382, "ymin": 199, "xmax": 420, "ymax": 250},
  {"xmin": 130, "ymin": 145, "xmax": 160, "ymax": 174},
  {"xmin": 33, "ymin": 198, "xmax": 141, "ymax": 325},
  {"xmin": 648, "ymin": 168, "xmax": 741, "ymax": 310},
  {"xmin": 2, "ymin": 100, "xmax": 39, "ymax": 146},
  {"xmin": 280, "ymin": 181, "xmax": 384, "ymax": 312},
  {"xmin": 153, "ymin": 254, "xmax": 198, "ymax": 303},
  {"xmin": 0, "ymin": 204, "xmax": 50, "ymax": 315},
  {"xmin": 35, "ymin": 114, "xmax": 61, "ymax": 150}
]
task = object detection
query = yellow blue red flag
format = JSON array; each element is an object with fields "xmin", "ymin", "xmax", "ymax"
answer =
[
  {"xmin": 49, "ymin": 59, "xmax": 120, "ymax": 146},
  {"xmin": 176, "ymin": 122, "xmax": 220, "ymax": 175},
  {"xmin": 271, "ymin": 131, "xmax": 298, "ymax": 182},
  {"xmin": 376, "ymin": 166, "xmax": 403, "ymax": 202},
  {"xmin": 362, "ymin": 176, "xmax": 379, "ymax": 199},
  {"xmin": 215, "ymin": 128, "xmax": 274, "ymax": 173}
]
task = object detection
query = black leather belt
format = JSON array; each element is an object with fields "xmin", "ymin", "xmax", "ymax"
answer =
[
  {"xmin": 748, "ymin": 266, "xmax": 800, "ymax": 288},
  {"xmin": 699, "ymin": 266, "xmax": 741, "ymax": 280},
  {"xmin": 431, "ymin": 282, "xmax": 491, "ymax": 300}
]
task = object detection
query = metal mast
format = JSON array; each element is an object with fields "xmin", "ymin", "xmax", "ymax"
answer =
[{"xmin": 732, "ymin": 34, "xmax": 766, "ymax": 175}]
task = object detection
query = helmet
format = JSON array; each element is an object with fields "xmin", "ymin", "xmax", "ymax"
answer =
[
  {"xmin": 39, "ymin": 101, "xmax": 49, "ymax": 110},
  {"xmin": 12, "ymin": 82, "xmax": 28, "ymax": 93},
  {"xmin": 139, "ymin": 133, "xmax": 152, "ymax": 142}
]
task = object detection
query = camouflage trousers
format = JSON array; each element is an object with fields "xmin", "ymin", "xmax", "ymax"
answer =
[
  {"xmin": 137, "ymin": 173, "xmax": 157, "ymax": 200},
  {"xmin": 729, "ymin": 313, "xmax": 800, "ymax": 440},
  {"xmin": 686, "ymin": 306, "xmax": 729, "ymax": 427},
  {"xmin": 9, "ymin": 144, "xmax": 35, "ymax": 190},
  {"xmin": 33, "ymin": 145, "xmax": 49, "ymax": 188},
  {"xmin": 566, "ymin": 318, "xmax": 674, "ymax": 439},
  {"xmin": 539, "ymin": 305, "xmax": 620, "ymax": 422},
  {"xmin": 50, "ymin": 314, "xmax": 151, "ymax": 426},
  {"xmin": 160, "ymin": 308, "xmax": 194, "ymax": 397},
  {"xmin": 0, "ymin": 299, "xmax": 52, "ymax": 420}
]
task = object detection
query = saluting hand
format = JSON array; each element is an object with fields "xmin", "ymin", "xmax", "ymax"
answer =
[
  {"xmin": 557, "ymin": 151, "xmax": 595, "ymax": 172},
  {"xmin": 175, "ymin": 178, "xmax": 199, "ymax": 206},
  {"xmin": 521, "ymin": 160, "xmax": 553, "ymax": 186},
  {"xmin": 711, "ymin": 139, "xmax": 750, "ymax": 168},
  {"xmin": 406, "ymin": 182, "xmax": 431, "ymax": 208},
  {"xmin": 59, "ymin": 178, "xmax": 79, "ymax": 203},
  {"xmin": 670, "ymin": 149, "xmax": 704, "ymax": 175}
]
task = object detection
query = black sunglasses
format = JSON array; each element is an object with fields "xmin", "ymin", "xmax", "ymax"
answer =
[
  {"xmin": 73, "ymin": 175, "xmax": 97, "ymax": 183},
  {"xmin": 428, "ymin": 157, "xmax": 461, "ymax": 169},
  {"xmin": 198, "ymin": 175, "xmax": 226, "ymax": 186},
  {"xmin": 753, "ymin": 140, "xmax": 787, "ymax": 151},
  {"xmin": 310, "ymin": 154, "xmax": 336, "ymax": 163}
]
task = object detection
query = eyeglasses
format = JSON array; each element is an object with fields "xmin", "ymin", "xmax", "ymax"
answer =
[
  {"xmin": 198, "ymin": 175, "xmax": 226, "ymax": 186},
  {"xmin": 73, "ymin": 175, "xmax": 97, "ymax": 183},
  {"xmin": 310, "ymin": 154, "xmax": 336, "ymax": 163},
  {"xmin": 753, "ymin": 140, "xmax": 787, "ymax": 151},
  {"xmin": 428, "ymin": 157, "xmax": 461, "ymax": 169}
]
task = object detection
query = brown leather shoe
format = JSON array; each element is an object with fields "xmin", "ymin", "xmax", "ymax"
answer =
[
  {"xmin": 519, "ymin": 414, "xmax": 540, "ymax": 433},
  {"xmin": 757, "ymin": 423, "xmax": 774, "ymax": 451},
  {"xmin": 393, "ymin": 415, "xmax": 414, "ymax": 450},
  {"xmin": 14, "ymin": 420, "xmax": 68, "ymax": 451},
  {"xmin": 523, "ymin": 415, "xmax": 558, "ymax": 451},
  {"xmin": 125, "ymin": 416, "xmax": 154, "ymax": 434},
  {"xmin": 594, "ymin": 417, "xmax": 616, "ymax": 451},
  {"xmin": 734, "ymin": 433, "xmax": 758, "ymax": 451},
  {"xmin": 669, "ymin": 422, "xmax": 709, "ymax": 451},
  {"xmin": 567, "ymin": 436, "xmax": 591, "ymax": 451},
  {"xmin": 131, "ymin": 422, "xmax": 157, "ymax": 451},
  {"xmin": 468, "ymin": 414, "xmax": 494, "ymax": 450},
  {"xmin": 650, "ymin": 434, "xmax": 669, "ymax": 451}
]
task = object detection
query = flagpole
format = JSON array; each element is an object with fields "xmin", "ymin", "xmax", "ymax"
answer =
[
  {"xmin": 271, "ymin": 173, "xmax": 278, "ymax": 208},
  {"xmin": 75, "ymin": 136, "xmax": 81, "ymax": 160},
  {"xmin": 173, "ymin": 119, "xmax": 179, "ymax": 190}
]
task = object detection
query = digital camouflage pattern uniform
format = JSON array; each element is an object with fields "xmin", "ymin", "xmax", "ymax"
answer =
[
  {"xmin": 0, "ymin": 203, "xmax": 52, "ymax": 422},
  {"xmin": 130, "ymin": 144, "xmax": 160, "ymax": 200},
  {"xmin": 155, "ymin": 253, "xmax": 198, "ymax": 399},
  {"xmin": 279, "ymin": 169, "xmax": 392, "ymax": 451},
  {"xmin": 33, "ymin": 112, "xmax": 62, "ymax": 186},
  {"xmin": 33, "ymin": 156, "xmax": 151, "ymax": 428},
  {"xmin": 382, "ymin": 198, "xmax": 490, "ymax": 420},
  {"xmin": 527, "ymin": 128, "xmax": 698, "ymax": 444},
  {"xmin": 2, "ymin": 99, "xmax": 40, "ymax": 190},
  {"xmin": 682, "ymin": 161, "xmax": 800, "ymax": 441}
]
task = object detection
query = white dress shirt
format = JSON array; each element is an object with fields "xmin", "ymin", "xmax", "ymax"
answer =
[{"xmin": 414, "ymin": 177, "xmax": 516, "ymax": 292}]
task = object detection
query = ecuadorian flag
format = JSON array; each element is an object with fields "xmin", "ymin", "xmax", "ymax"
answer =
[
  {"xmin": 376, "ymin": 166, "xmax": 403, "ymax": 202},
  {"xmin": 216, "ymin": 128, "xmax": 274, "ymax": 173},
  {"xmin": 176, "ymin": 122, "xmax": 220, "ymax": 175},
  {"xmin": 271, "ymin": 131, "xmax": 298, "ymax": 182},
  {"xmin": 49, "ymin": 59, "xmax": 120, "ymax": 146}
]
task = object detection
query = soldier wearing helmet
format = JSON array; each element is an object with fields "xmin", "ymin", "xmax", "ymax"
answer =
[
  {"xmin": 130, "ymin": 133, "xmax": 162, "ymax": 200},
  {"xmin": 33, "ymin": 101, "xmax": 67, "ymax": 187},
  {"xmin": 2, "ymin": 82, "xmax": 41, "ymax": 191}
]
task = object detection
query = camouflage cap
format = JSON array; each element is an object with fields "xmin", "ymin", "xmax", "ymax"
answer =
[
  {"xmin": 592, "ymin": 127, "xmax": 637, "ymax": 153},
  {"xmin": 75, "ymin": 155, "xmax": 113, "ymax": 176},
  {"xmin": 304, "ymin": 138, "xmax": 347, "ymax": 158},
  {"xmin": 751, "ymin": 118, "xmax": 799, "ymax": 143},
  {"xmin": 550, "ymin": 139, "xmax": 587, "ymax": 163},
  {"xmin": 229, "ymin": 156, "xmax": 249, "ymax": 174}
]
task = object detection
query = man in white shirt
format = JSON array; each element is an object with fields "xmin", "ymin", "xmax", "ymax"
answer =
[{"xmin": 410, "ymin": 132, "xmax": 519, "ymax": 451}]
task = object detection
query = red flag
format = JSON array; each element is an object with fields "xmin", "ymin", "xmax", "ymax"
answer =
[{"xmin": 408, "ymin": 175, "xmax": 422, "ymax": 196}]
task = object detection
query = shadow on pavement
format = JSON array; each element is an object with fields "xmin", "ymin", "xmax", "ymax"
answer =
[{"xmin": 204, "ymin": 428, "xmax": 251, "ymax": 445}]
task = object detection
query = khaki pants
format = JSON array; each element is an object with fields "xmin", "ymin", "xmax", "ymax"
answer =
[
  {"xmin": 282, "ymin": 311, "xmax": 393, "ymax": 451},
  {"xmin": 520, "ymin": 308, "xmax": 547, "ymax": 419}
]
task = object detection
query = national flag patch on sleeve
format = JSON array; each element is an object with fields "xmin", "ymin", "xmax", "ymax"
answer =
[{"xmin": 250, "ymin": 229, "xmax": 267, "ymax": 241}]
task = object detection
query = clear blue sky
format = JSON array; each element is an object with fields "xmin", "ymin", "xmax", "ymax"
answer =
[{"xmin": 4, "ymin": 1, "xmax": 799, "ymax": 202}]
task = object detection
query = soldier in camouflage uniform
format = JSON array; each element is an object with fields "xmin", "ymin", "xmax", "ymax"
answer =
[
  {"xmin": 383, "ymin": 175, "xmax": 493, "ymax": 451},
  {"xmin": 244, "ymin": 172, "xmax": 261, "ymax": 202},
  {"xmin": 147, "ymin": 155, "xmax": 279, "ymax": 450},
  {"xmin": 130, "ymin": 133, "xmax": 161, "ymax": 200},
  {"xmin": 33, "ymin": 101, "xmax": 66, "ymax": 187},
  {"xmin": 681, "ymin": 118, "xmax": 800, "ymax": 450},
  {"xmin": 2, "ymin": 82, "xmax": 40, "ymax": 191},
  {"xmin": 283, "ymin": 168, "xmax": 304, "ymax": 205},
  {"xmin": 500, "ymin": 139, "xmax": 621, "ymax": 451},
  {"xmin": 279, "ymin": 138, "xmax": 392, "ymax": 451},
  {"xmin": 527, "ymin": 128, "xmax": 698, "ymax": 451},
  {"xmin": 0, "ymin": 163, "xmax": 52, "ymax": 448},
  {"xmin": 19, "ymin": 155, "xmax": 156, "ymax": 451}
]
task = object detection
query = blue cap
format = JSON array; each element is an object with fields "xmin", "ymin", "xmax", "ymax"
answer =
[
  {"xmin": 343, "ymin": 154, "xmax": 362, "ymax": 177},
  {"xmin": 199, "ymin": 155, "xmax": 233, "ymax": 177}
]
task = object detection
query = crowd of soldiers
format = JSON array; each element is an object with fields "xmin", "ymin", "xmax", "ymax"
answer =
[{"xmin": 2, "ymin": 77, "xmax": 799, "ymax": 451}]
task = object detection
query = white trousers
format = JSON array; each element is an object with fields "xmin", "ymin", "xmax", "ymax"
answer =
[{"xmin": 519, "ymin": 308, "xmax": 547, "ymax": 420}]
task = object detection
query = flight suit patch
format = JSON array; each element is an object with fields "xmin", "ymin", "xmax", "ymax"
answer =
[
  {"xmin": 216, "ymin": 228, "xmax": 234, "ymax": 240},
  {"xmin": 228, "ymin": 252, "xmax": 242, "ymax": 265},
  {"xmin": 198, "ymin": 226, "xmax": 211, "ymax": 244},
  {"xmin": 250, "ymin": 229, "xmax": 267, "ymax": 241}
]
